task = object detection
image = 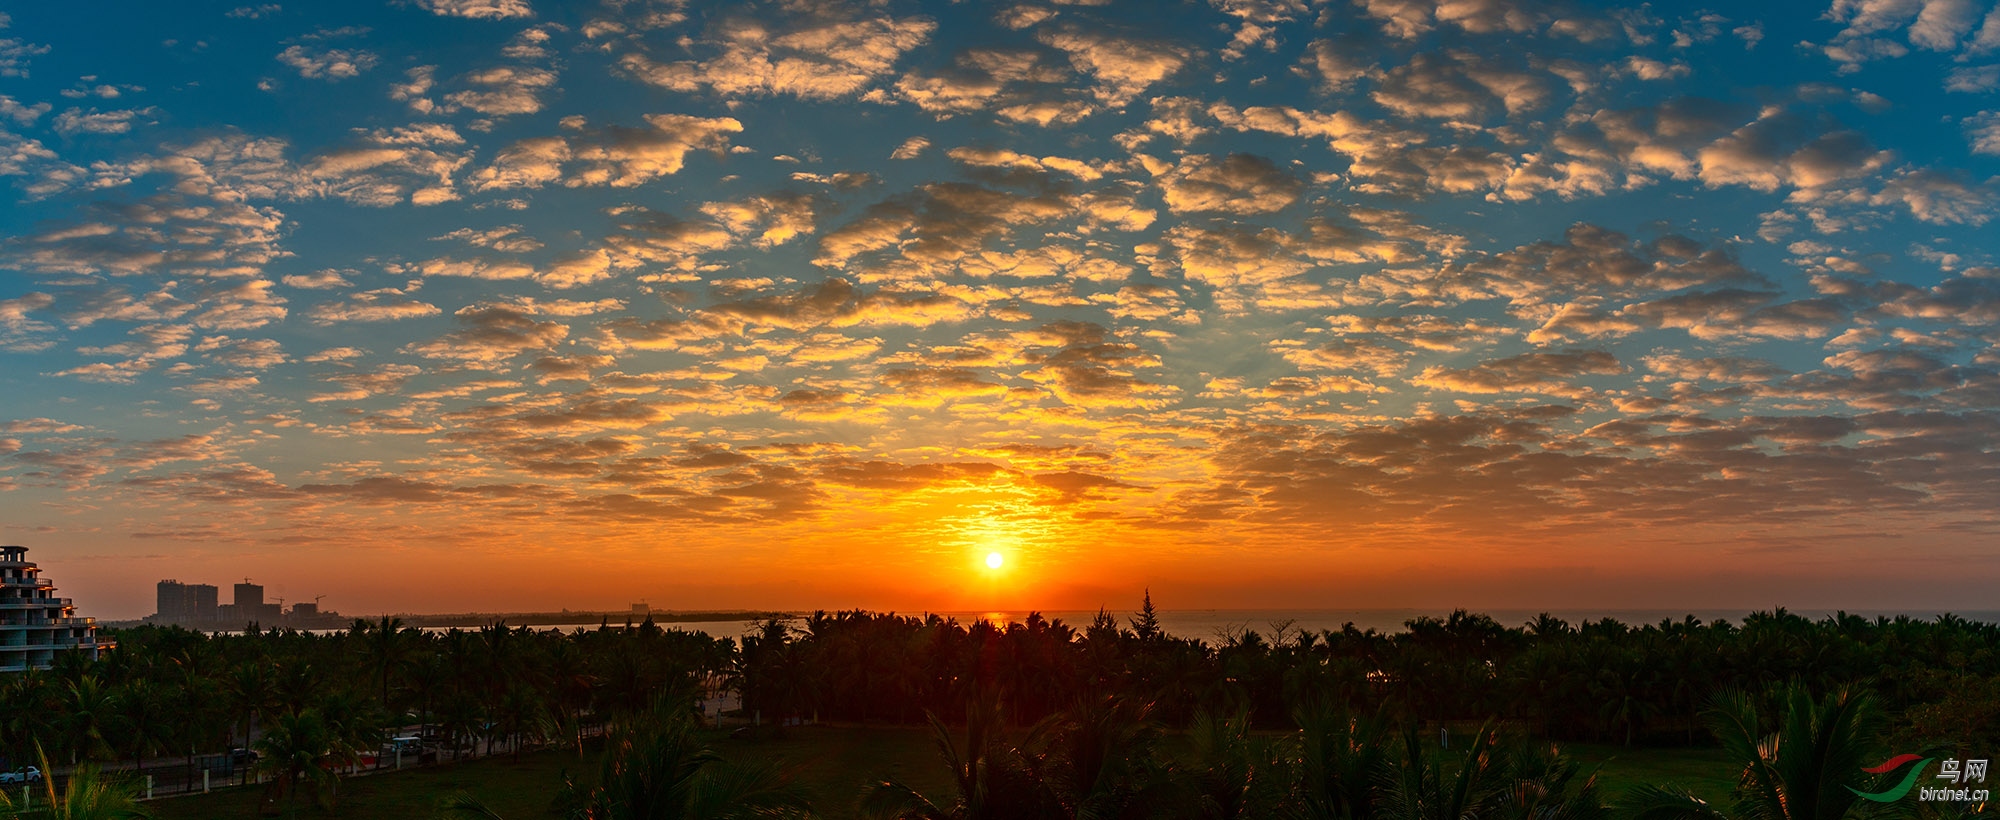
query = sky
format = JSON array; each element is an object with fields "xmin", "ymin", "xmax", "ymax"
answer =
[{"xmin": 3, "ymin": 0, "xmax": 2000, "ymax": 620}]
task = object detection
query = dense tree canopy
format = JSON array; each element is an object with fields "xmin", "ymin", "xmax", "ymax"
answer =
[{"xmin": 0, "ymin": 606, "xmax": 1995, "ymax": 818}]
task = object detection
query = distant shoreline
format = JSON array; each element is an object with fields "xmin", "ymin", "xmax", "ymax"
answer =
[
  {"xmin": 98, "ymin": 606, "xmax": 2000, "ymax": 636},
  {"xmin": 99, "ymin": 609, "xmax": 794, "ymax": 631}
]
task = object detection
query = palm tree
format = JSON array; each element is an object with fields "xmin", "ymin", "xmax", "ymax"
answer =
[
  {"xmin": 545, "ymin": 640, "xmax": 597, "ymax": 755},
  {"xmin": 360, "ymin": 616, "xmax": 416, "ymax": 714},
  {"xmin": 1624, "ymin": 684, "xmax": 1883, "ymax": 820},
  {"xmin": 166, "ymin": 646, "xmax": 230, "ymax": 778},
  {"xmin": 1495, "ymin": 741, "xmax": 1607, "ymax": 820},
  {"xmin": 1286, "ymin": 698, "xmax": 1388, "ymax": 820},
  {"xmin": 438, "ymin": 706, "xmax": 810, "ymax": 820},
  {"xmin": 1029, "ymin": 695, "xmax": 1170, "ymax": 819},
  {"xmin": 0, "ymin": 669, "xmax": 57, "ymax": 766},
  {"xmin": 1182, "ymin": 706, "xmax": 1274, "ymax": 820},
  {"xmin": 0, "ymin": 746, "xmax": 151, "ymax": 820},
  {"xmin": 1370, "ymin": 721, "xmax": 1606, "ymax": 820},
  {"xmin": 863, "ymin": 690, "xmax": 1048, "ymax": 820},
  {"xmin": 437, "ymin": 792, "xmax": 509, "ymax": 820},
  {"xmin": 411, "ymin": 651, "xmax": 452, "ymax": 751},
  {"xmin": 436, "ymin": 684, "xmax": 487, "ymax": 761},
  {"xmin": 56, "ymin": 675, "xmax": 121, "ymax": 765},
  {"xmin": 582, "ymin": 710, "xmax": 810, "ymax": 820},
  {"xmin": 255, "ymin": 708, "xmax": 341, "ymax": 815},
  {"xmin": 771, "ymin": 640, "xmax": 819, "ymax": 730},
  {"xmin": 494, "ymin": 682, "xmax": 544, "ymax": 762},
  {"xmin": 315, "ymin": 689, "xmax": 384, "ymax": 776},
  {"xmin": 273, "ymin": 660, "xmax": 325, "ymax": 720},
  {"xmin": 225, "ymin": 660, "xmax": 276, "ymax": 752},
  {"xmin": 1376, "ymin": 723, "xmax": 1506, "ymax": 820},
  {"xmin": 113, "ymin": 679, "xmax": 173, "ymax": 775},
  {"xmin": 868, "ymin": 691, "xmax": 1173, "ymax": 820}
]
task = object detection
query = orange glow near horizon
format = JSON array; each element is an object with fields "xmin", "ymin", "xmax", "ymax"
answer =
[
  {"xmin": 9, "ymin": 0, "xmax": 2000, "ymax": 623},
  {"xmin": 30, "ymin": 509, "xmax": 2000, "ymax": 621}
]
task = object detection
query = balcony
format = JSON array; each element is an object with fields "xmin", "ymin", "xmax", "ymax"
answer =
[
  {"xmin": 0, "ymin": 576, "xmax": 52, "ymax": 587},
  {"xmin": 0, "ymin": 616, "xmax": 89, "ymax": 627},
  {"xmin": 0, "ymin": 638, "xmax": 106, "ymax": 652}
]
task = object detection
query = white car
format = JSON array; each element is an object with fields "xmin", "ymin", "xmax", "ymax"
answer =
[{"xmin": 0, "ymin": 766, "xmax": 41, "ymax": 784}]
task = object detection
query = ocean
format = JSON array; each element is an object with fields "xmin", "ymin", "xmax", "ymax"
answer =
[{"xmin": 539, "ymin": 607, "xmax": 2000, "ymax": 643}]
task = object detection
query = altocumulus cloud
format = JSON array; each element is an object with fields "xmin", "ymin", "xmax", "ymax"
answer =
[{"xmin": 0, "ymin": 0, "xmax": 1997, "ymax": 594}]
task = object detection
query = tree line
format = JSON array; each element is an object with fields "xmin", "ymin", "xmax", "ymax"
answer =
[
  {"xmin": 450, "ymin": 677, "xmax": 1981, "ymax": 820},
  {"xmin": 740, "ymin": 600, "xmax": 2000, "ymax": 753},
  {"xmin": 0, "ymin": 600, "xmax": 1996, "ymax": 816},
  {"xmin": 1, "ymin": 616, "xmax": 733, "ymax": 813}
]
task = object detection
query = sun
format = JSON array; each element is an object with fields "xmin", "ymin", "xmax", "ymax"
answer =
[{"xmin": 985, "ymin": 552, "xmax": 1004, "ymax": 569}]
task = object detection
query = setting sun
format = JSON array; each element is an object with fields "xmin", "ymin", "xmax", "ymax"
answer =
[{"xmin": 986, "ymin": 552, "xmax": 1004, "ymax": 570}]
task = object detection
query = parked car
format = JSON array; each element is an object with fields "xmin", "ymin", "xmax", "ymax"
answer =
[
  {"xmin": 0, "ymin": 766, "xmax": 41, "ymax": 784},
  {"xmin": 227, "ymin": 748, "xmax": 259, "ymax": 765}
]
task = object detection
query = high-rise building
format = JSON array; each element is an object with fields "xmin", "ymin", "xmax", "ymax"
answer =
[
  {"xmin": 157, "ymin": 580, "xmax": 190, "ymax": 622},
  {"xmin": 1, "ymin": 546, "xmax": 113, "ymax": 673},
  {"xmin": 163, "ymin": 577, "xmax": 332, "ymax": 629},
  {"xmin": 229, "ymin": 581, "xmax": 281, "ymax": 625},
  {"xmin": 190, "ymin": 583, "xmax": 218, "ymax": 622},
  {"xmin": 155, "ymin": 580, "xmax": 222, "ymax": 624}
]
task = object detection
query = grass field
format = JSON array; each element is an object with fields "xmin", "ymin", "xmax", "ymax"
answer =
[
  {"xmin": 144, "ymin": 750, "xmax": 597, "ymax": 820},
  {"xmin": 1566, "ymin": 742, "xmax": 1737, "ymax": 806},
  {"xmin": 143, "ymin": 726, "xmax": 1735, "ymax": 819}
]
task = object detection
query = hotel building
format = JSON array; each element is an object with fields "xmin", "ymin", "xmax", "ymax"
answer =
[{"xmin": 1, "ymin": 546, "xmax": 114, "ymax": 672}]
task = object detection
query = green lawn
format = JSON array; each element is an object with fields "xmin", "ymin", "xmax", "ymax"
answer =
[
  {"xmin": 144, "ymin": 750, "xmax": 597, "ymax": 820},
  {"xmin": 1566, "ymin": 742, "xmax": 1737, "ymax": 806},
  {"xmin": 142, "ymin": 727, "xmax": 950, "ymax": 820},
  {"xmin": 141, "ymin": 727, "xmax": 1737, "ymax": 819},
  {"xmin": 720, "ymin": 725, "xmax": 955, "ymax": 819}
]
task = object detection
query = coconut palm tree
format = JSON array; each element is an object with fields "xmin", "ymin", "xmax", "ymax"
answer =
[
  {"xmin": 438, "ymin": 703, "xmax": 810, "ymax": 820},
  {"xmin": 315, "ymin": 689, "xmax": 383, "ymax": 777},
  {"xmin": 545, "ymin": 640, "xmax": 597, "ymax": 755},
  {"xmin": 1623, "ymin": 684, "xmax": 1882, "ymax": 820},
  {"xmin": 1371, "ymin": 720, "xmax": 1608, "ymax": 820},
  {"xmin": 1494, "ymin": 741, "xmax": 1607, "ymax": 820},
  {"xmin": 359, "ymin": 616, "xmax": 417, "ymax": 714},
  {"xmin": 1028, "ymin": 694, "xmax": 1171, "ymax": 819},
  {"xmin": 1286, "ymin": 698, "xmax": 1388, "ymax": 820},
  {"xmin": 494, "ymin": 682, "xmax": 544, "ymax": 762},
  {"xmin": 436, "ymin": 792, "xmax": 510, "ymax": 820},
  {"xmin": 1376, "ymin": 723, "xmax": 1507, "ymax": 820},
  {"xmin": 113, "ymin": 679, "xmax": 173, "ymax": 775},
  {"xmin": 0, "ymin": 669, "xmax": 57, "ymax": 766},
  {"xmin": 255, "ymin": 708, "xmax": 342, "ymax": 815},
  {"xmin": 0, "ymin": 746, "xmax": 151, "ymax": 820},
  {"xmin": 863, "ymin": 690, "xmax": 1050, "ymax": 820},
  {"xmin": 580, "ymin": 711, "xmax": 810, "ymax": 820},
  {"xmin": 1181, "ymin": 706, "xmax": 1277, "ymax": 820},
  {"xmin": 225, "ymin": 660, "xmax": 276, "ymax": 752},
  {"xmin": 867, "ymin": 690, "xmax": 1176, "ymax": 820},
  {"xmin": 55, "ymin": 675, "xmax": 121, "ymax": 765}
]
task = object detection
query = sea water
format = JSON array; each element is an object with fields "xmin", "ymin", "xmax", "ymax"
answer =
[{"xmin": 623, "ymin": 607, "xmax": 2000, "ymax": 643}]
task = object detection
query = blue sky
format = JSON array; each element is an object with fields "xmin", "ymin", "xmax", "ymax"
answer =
[{"xmin": 2, "ymin": 0, "xmax": 1999, "ymax": 618}]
